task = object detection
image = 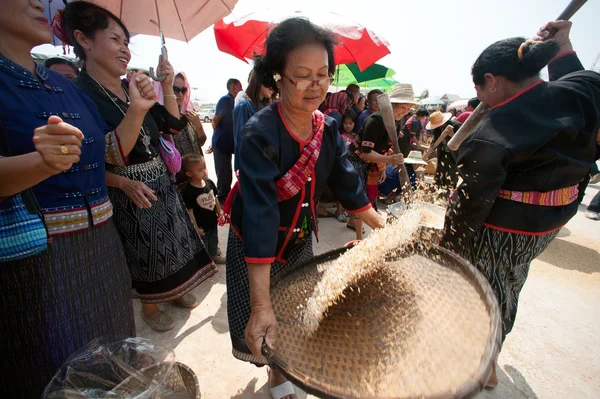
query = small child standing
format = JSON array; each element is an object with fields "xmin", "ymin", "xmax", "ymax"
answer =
[
  {"xmin": 181, "ymin": 154, "xmax": 225, "ymax": 264},
  {"xmin": 341, "ymin": 110, "xmax": 358, "ymax": 148}
]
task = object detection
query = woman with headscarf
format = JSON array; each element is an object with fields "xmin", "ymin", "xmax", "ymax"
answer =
[
  {"xmin": 320, "ymin": 90, "xmax": 350, "ymax": 126},
  {"xmin": 62, "ymin": 1, "xmax": 218, "ymax": 332},
  {"xmin": 155, "ymin": 71, "xmax": 207, "ymax": 184},
  {"xmin": 439, "ymin": 21, "xmax": 600, "ymax": 388}
]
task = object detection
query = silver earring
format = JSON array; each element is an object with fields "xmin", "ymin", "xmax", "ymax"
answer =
[{"xmin": 490, "ymin": 87, "xmax": 497, "ymax": 93}]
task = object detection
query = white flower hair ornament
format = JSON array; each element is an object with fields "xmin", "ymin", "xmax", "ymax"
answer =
[{"xmin": 273, "ymin": 73, "xmax": 282, "ymax": 82}]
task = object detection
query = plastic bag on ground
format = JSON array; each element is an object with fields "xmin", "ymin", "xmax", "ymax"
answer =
[{"xmin": 42, "ymin": 337, "xmax": 192, "ymax": 398}]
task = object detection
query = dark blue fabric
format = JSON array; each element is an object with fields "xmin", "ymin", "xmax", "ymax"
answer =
[
  {"xmin": 232, "ymin": 98, "xmax": 257, "ymax": 171},
  {"xmin": 378, "ymin": 164, "xmax": 416, "ymax": 197},
  {"xmin": 231, "ymin": 103, "xmax": 370, "ymax": 261},
  {"xmin": 213, "ymin": 93, "xmax": 235, "ymax": 153},
  {"xmin": 0, "ymin": 56, "xmax": 110, "ymax": 213},
  {"xmin": 355, "ymin": 108, "xmax": 373, "ymax": 133},
  {"xmin": 325, "ymin": 110, "xmax": 342, "ymax": 128}
]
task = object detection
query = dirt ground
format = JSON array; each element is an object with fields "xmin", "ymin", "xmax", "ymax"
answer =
[{"xmin": 132, "ymin": 124, "xmax": 600, "ymax": 398}]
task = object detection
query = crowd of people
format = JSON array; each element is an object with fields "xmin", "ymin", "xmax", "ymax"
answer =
[{"xmin": 1, "ymin": 1, "xmax": 599, "ymax": 398}]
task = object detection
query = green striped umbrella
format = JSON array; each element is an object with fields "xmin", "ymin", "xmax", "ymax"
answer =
[{"xmin": 332, "ymin": 63, "xmax": 395, "ymax": 87}]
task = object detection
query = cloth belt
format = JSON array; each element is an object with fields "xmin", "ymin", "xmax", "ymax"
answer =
[{"xmin": 497, "ymin": 184, "xmax": 579, "ymax": 206}]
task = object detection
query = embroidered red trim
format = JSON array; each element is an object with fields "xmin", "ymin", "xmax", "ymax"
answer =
[
  {"xmin": 549, "ymin": 50, "xmax": 576, "ymax": 64},
  {"xmin": 482, "ymin": 222, "xmax": 563, "ymax": 236},
  {"xmin": 245, "ymin": 257, "xmax": 276, "ymax": 264},
  {"xmin": 492, "ymin": 80, "xmax": 543, "ymax": 109},
  {"xmin": 277, "ymin": 186, "xmax": 305, "ymax": 260},
  {"xmin": 278, "ymin": 102, "xmax": 313, "ymax": 145},
  {"xmin": 346, "ymin": 203, "xmax": 372, "ymax": 214}
]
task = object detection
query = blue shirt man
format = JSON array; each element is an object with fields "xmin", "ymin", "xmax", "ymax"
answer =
[
  {"xmin": 212, "ymin": 78, "xmax": 243, "ymax": 202},
  {"xmin": 355, "ymin": 89, "xmax": 383, "ymax": 133}
]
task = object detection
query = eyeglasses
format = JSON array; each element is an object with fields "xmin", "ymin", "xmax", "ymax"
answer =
[
  {"xmin": 173, "ymin": 85, "xmax": 188, "ymax": 95},
  {"xmin": 283, "ymin": 75, "xmax": 334, "ymax": 91}
]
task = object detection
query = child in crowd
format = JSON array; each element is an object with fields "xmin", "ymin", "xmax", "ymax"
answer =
[
  {"xmin": 333, "ymin": 110, "xmax": 359, "ymax": 223},
  {"xmin": 181, "ymin": 154, "xmax": 225, "ymax": 264},
  {"xmin": 341, "ymin": 110, "xmax": 358, "ymax": 148}
]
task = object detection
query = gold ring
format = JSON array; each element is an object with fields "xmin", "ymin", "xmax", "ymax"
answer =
[{"xmin": 60, "ymin": 145, "xmax": 69, "ymax": 155}]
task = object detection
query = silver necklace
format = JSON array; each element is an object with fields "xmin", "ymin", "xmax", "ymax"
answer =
[{"xmin": 89, "ymin": 75, "xmax": 152, "ymax": 154}]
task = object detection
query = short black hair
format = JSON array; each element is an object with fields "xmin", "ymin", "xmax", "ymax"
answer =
[
  {"xmin": 63, "ymin": 1, "xmax": 130, "ymax": 61},
  {"xmin": 367, "ymin": 89, "xmax": 383, "ymax": 103},
  {"xmin": 45, "ymin": 57, "xmax": 79, "ymax": 75},
  {"xmin": 472, "ymin": 37, "xmax": 560, "ymax": 85},
  {"xmin": 415, "ymin": 108, "xmax": 429, "ymax": 117},
  {"xmin": 227, "ymin": 78, "xmax": 241, "ymax": 91},
  {"xmin": 342, "ymin": 109, "xmax": 357, "ymax": 123},
  {"xmin": 346, "ymin": 84, "xmax": 360, "ymax": 95},
  {"xmin": 467, "ymin": 97, "xmax": 481, "ymax": 109},
  {"xmin": 254, "ymin": 17, "xmax": 337, "ymax": 94}
]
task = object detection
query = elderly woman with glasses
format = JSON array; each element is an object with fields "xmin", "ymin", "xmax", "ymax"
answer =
[{"xmin": 222, "ymin": 17, "xmax": 383, "ymax": 399}]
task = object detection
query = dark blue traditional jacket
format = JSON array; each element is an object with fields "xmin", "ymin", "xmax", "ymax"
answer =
[{"xmin": 232, "ymin": 103, "xmax": 370, "ymax": 263}]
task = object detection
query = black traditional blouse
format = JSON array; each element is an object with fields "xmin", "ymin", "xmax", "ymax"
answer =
[
  {"xmin": 74, "ymin": 71, "xmax": 186, "ymax": 165},
  {"xmin": 441, "ymin": 52, "xmax": 600, "ymax": 251}
]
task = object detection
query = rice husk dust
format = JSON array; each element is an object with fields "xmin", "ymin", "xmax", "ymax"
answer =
[
  {"xmin": 301, "ymin": 204, "xmax": 443, "ymax": 334},
  {"xmin": 273, "ymin": 245, "xmax": 492, "ymax": 397}
]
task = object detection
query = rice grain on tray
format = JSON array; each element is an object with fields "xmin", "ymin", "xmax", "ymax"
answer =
[{"xmin": 301, "ymin": 205, "xmax": 440, "ymax": 334}]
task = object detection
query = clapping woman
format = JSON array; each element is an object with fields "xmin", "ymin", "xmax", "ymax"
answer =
[{"xmin": 62, "ymin": 1, "xmax": 218, "ymax": 332}]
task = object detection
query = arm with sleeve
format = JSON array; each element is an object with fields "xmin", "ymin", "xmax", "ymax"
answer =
[{"xmin": 237, "ymin": 126, "xmax": 281, "ymax": 264}]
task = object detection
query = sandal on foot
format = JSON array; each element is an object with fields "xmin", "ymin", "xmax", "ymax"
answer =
[
  {"xmin": 173, "ymin": 293, "xmax": 199, "ymax": 308},
  {"xmin": 271, "ymin": 380, "xmax": 296, "ymax": 399},
  {"xmin": 335, "ymin": 211, "xmax": 349, "ymax": 223},
  {"xmin": 140, "ymin": 311, "xmax": 175, "ymax": 332}
]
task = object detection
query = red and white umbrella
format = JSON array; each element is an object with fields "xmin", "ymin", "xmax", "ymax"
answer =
[{"xmin": 214, "ymin": 9, "xmax": 390, "ymax": 71}]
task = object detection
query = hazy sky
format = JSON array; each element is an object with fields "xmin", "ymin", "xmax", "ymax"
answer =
[{"xmin": 34, "ymin": 0, "xmax": 600, "ymax": 104}]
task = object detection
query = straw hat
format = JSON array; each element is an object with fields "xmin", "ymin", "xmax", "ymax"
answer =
[
  {"xmin": 389, "ymin": 83, "xmax": 418, "ymax": 105},
  {"xmin": 403, "ymin": 150, "xmax": 428, "ymax": 166},
  {"xmin": 266, "ymin": 244, "xmax": 502, "ymax": 399},
  {"xmin": 426, "ymin": 111, "xmax": 452, "ymax": 130}
]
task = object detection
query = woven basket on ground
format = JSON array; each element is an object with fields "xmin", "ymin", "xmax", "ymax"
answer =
[
  {"xmin": 265, "ymin": 243, "xmax": 501, "ymax": 399},
  {"xmin": 114, "ymin": 361, "xmax": 200, "ymax": 398}
]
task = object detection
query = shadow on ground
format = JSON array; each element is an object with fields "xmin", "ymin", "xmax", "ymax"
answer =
[
  {"xmin": 479, "ymin": 365, "xmax": 538, "ymax": 398},
  {"xmin": 212, "ymin": 291, "xmax": 229, "ymax": 334},
  {"xmin": 537, "ymin": 238, "xmax": 600, "ymax": 274}
]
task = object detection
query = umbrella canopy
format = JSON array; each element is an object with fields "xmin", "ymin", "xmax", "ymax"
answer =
[
  {"xmin": 44, "ymin": 0, "xmax": 237, "ymax": 43},
  {"xmin": 362, "ymin": 78, "xmax": 399, "ymax": 88},
  {"xmin": 214, "ymin": 9, "xmax": 390, "ymax": 71},
  {"xmin": 447, "ymin": 99, "xmax": 469, "ymax": 111},
  {"xmin": 419, "ymin": 97, "xmax": 445, "ymax": 106},
  {"xmin": 332, "ymin": 63, "xmax": 395, "ymax": 87}
]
